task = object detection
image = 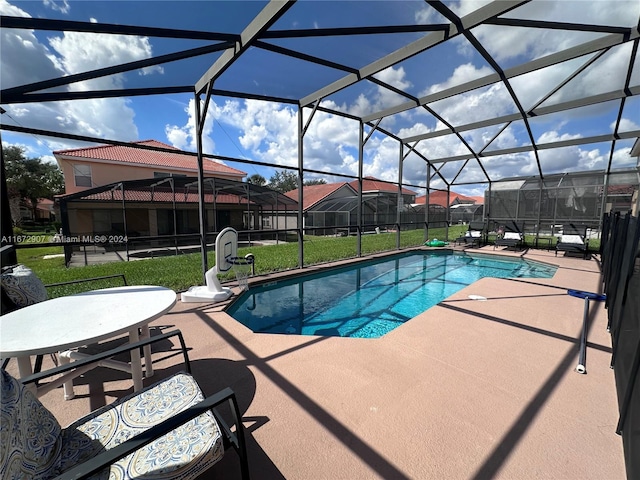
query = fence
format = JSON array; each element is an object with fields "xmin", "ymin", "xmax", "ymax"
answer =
[{"xmin": 601, "ymin": 211, "xmax": 640, "ymax": 480}]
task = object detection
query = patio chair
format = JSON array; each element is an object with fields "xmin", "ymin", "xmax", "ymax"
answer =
[
  {"xmin": 0, "ymin": 330, "xmax": 250, "ymax": 480},
  {"xmin": 456, "ymin": 221, "xmax": 486, "ymax": 247},
  {"xmin": 555, "ymin": 224, "xmax": 589, "ymax": 259},
  {"xmin": 1, "ymin": 263, "xmax": 128, "ymax": 314},
  {"xmin": 1, "ymin": 264, "xmax": 127, "ymax": 373},
  {"xmin": 494, "ymin": 222, "xmax": 525, "ymax": 250}
]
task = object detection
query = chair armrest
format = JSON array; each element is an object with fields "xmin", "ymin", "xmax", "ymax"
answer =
[
  {"xmin": 45, "ymin": 274, "xmax": 127, "ymax": 288},
  {"xmin": 53, "ymin": 386, "xmax": 247, "ymax": 480},
  {"xmin": 19, "ymin": 330, "xmax": 191, "ymax": 386}
]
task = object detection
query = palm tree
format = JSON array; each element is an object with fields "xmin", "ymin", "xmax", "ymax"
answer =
[{"xmin": 247, "ymin": 173, "xmax": 266, "ymax": 186}]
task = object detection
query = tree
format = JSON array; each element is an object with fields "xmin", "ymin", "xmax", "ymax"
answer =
[
  {"xmin": 246, "ymin": 173, "xmax": 266, "ymax": 186},
  {"xmin": 4, "ymin": 146, "xmax": 64, "ymax": 224},
  {"xmin": 304, "ymin": 178, "xmax": 327, "ymax": 187},
  {"xmin": 267, "ymin": 170, "xmax": 328, "ymax": 193},
  {"xmin": 268, "ymin": 170, "xmax": 298, "ymax": 193}
]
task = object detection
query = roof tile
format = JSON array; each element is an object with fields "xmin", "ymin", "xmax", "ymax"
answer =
[{"xmin": 54, "ymin": 140, "xmax": 245, "ymax": 176}]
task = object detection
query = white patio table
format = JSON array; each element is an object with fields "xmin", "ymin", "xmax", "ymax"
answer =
[{"xmin": 0, "ymin": 285, "xmax": 176, "ymax": 399}]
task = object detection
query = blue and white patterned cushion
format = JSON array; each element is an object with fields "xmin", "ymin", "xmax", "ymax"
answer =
[
  {"xmin": 60, "ymin": 372, "xmax": 224, "ymax": 480},
  {"xmin": 1, "ymin": 264, "xmax": 48, "ymax": 308},
  {"xmin": 0, "ymin": 370, "xmax": 63, "ymax": 480},
  {"xmin": 1, "ymin": 370, "xmax": 224, "ymax": 480}
]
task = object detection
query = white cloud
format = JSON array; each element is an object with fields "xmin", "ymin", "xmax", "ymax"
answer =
[
  {"xmin": 0, "ymin": 1, "xmax": 62, "ymax": 89},
  {"xmin": 430, "ymin": 81, "xmax": 515, "ymax": 127},
  {"xmin": 326, "ymin": 67, "xmax": 413, "ymax": 118},
  {"xmin": 0, "ymin": 0, "xmax": 162, "ymax": 147},
  {"xmin": 414, "ymin": 5, "xmax": 436, "ymax": 24},
  {"xmin": 165, "ymin": 98, "xmax": 215, "ymax": 153},
  {"xmin": 48, "ymin": 30, "xmax": 163, "ymax": 90},
  {"xmin": 449, "ymin": 0, "xmax": 493, "ymax": 17},
  {"xmin": 166, "ymin": 98, "xmax": 383, "ymax": 177},
  {"xmin": 611, "ymin": 145, "xmax": 635, "ymax": 169},
  {"xmin": 616, "ymin": 117, "xmax": 640, "ymax": 132},
  {"xmin": 469, "ymin": 1, "xmax": 639, "ymax": 64},
  {"xmin": 43, "ymin": 0, "xmax": 69, "ymax": 14},
  {"xmin": 537, "ymin": 130, "xmax": 582, "ymax": 144},
  {"xmin": 422, "ymin": 63, "xmax": 495, "ymax": 97},
  {"xmin": 543, "ymin": 43, "xmax": 634, "ymax": 105}
]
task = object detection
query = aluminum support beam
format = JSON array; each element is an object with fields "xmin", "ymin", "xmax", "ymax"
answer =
[
  {"xmin": 297, "ymin": 106, "xmax": 304, "ymax": 268},
  {"xmin": 365, "ymin": 27, "xmax": 639, "ymax": 124},
  {"xmin": 195, "ymin": 0, "xmax": 295, "ymax": 94}
]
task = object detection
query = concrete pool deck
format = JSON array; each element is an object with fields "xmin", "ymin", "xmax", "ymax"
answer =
[{"xmin": 13, "ymin": 246, "xmax": 625, "ymax": 479}]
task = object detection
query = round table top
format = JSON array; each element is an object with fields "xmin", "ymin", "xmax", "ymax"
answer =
[{"xmin": 0, "ymin": 285, "xmax": 176, "ymax": 357}]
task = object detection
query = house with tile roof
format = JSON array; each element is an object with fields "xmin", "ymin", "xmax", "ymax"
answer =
[
  {"xmin": 285, "ymin": 177, "xmax": 424, "ymax": 235},
  {"xmin": 414, "ymin": 190, "xmax": 485, "ymax": 225},
  {"xmin": 54, "ymin": 140, "xmax": 245, "ymax": 195},
  {"xmin": 52, "ymin": 140, "xmax": 258, "ymax": 244},
  {"xmin": 285, "ymin": 182, "xmax": 356, "ymax": 210},
  {"xmin": 414, "ymin": 191, "xmax": 483, "ymax": 208}
]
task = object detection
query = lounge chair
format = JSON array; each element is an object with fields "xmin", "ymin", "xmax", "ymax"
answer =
[
  {"xmin": 0, "ymin": 330, "xmax": 250, "ymax": 480},
  {"xmin": 556, "ymin": 224, "xmax": 589, "ymax": 259},
  {"xmin": 456, "ymin": 221, "xmax": 486, "ymax": 247},
  {"xmin": 494, "ymin": 222, "xmax": 525, "ymax": 250}
]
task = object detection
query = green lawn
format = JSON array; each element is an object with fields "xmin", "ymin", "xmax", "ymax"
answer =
[
  {"xmin": 15, "ymin": 224, "xmax": 601, "ymax": 297},
  {"xmin": 13, "ymin": 225, "xmax": 467, "ymax": 296}
]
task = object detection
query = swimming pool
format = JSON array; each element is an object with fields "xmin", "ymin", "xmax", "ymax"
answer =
[{"xmin": 226, "ymin": 251, "xmax": 557, "ymax": 338}]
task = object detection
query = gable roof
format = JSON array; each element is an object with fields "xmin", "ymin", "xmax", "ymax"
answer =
[
  {"xmin": 285, "ymin": 182, "xmax": 354, "ymax": 210},
  {"xmin": 54, "ymin": 140, "xmax": 246, "ymax": 177},
  {"xmin": 414, "ymin": 191, "xmax": 481, "ymax": 207},
  {"xmin": 348, "ymin": 176, "xmax": 415, "ymax": 196}
]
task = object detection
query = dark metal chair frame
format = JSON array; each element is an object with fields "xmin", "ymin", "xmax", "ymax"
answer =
[
  {"xmin": 555, "ymin": 223, "xmax": 589, "ymax": 259},
  {"xmin": 456, "ymin": 221, "xmax": 486, "ymax": 247},
  {"xmin": 8, "ymin": 329, "xmax": 250, "ymax": 480},
  {"xmin": 494, "ymin": 222, "xmax": 525, "ymax": 250}
]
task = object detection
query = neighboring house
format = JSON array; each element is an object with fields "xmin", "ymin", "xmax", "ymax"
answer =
[
  {"xmin": 53, "ymin": 140, "xmax": 249, "ymax": 240},
  {"xmin": 11, "ymin": 197, "xmax": 55, "ymax": 225},
  {"xmin": 414, "ymin": 191, "xmax": 485, "ymax": 224},
  {"xmin": 286, "ymin": 177, "xmax": 421, "ymax": 234},
  {"xmin": 54, "ymin": 139, "xmax": 245, "ymax": 195},
  {"xmin": 35, "ymin": 199, "xmax": 55, "ymax": 221},
  {"xmin": 349, "ymin": 177, "xmax": 416, "ymax": 205},
  {"xmin": 285, "ymin": 182, "xmax": 357, "ymax": 234},
  {"xmin": 414, "ymin": 191, "xmax": 482, "ymax": 208}
]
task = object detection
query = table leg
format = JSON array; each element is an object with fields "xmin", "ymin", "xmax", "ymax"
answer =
[
  {"xmin": 129, "ymin": 328, "xmax": 143, "ymax": 391},
  {"xmin": 140, "ymin": 324, "xmax": 154, "ymax": 378},
  {"xmin": 16, "ymin": 356, "xmax": 37, "ymax": 395},
  {"xmin": 58, "ymin": 353, "xmax": 75, "ymax": 400}
]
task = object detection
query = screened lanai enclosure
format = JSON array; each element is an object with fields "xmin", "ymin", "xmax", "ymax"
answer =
[
  {"xmin": 57, "ymin": 176, "xmax": 298, "ymax": 263},
  {"xmin": 487, "ymin": 170, "xmax": 640, "ymax": 235},
  {"xmin": 2, "ymin": 0, "xmax": 639, "ymax": 271},
  {"xmin": 1, "ymin": 0, "xmax": 640, "ymax": 476},
  {"xmin": 1, "ymin": 0, "xmax": 639, "ymax": 275}
]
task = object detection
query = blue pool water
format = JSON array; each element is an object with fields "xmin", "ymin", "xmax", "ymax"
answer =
[{"xmin": 226, "ymin": 251, "xmax": 557, "ymax": 338}]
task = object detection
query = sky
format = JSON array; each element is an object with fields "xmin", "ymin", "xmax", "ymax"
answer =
[{"xmin": 1, "ymin": 0, "xmax": 639, "ymax": 198}]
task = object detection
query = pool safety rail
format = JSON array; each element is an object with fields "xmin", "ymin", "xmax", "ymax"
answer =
[
  {"xmin": 600, "ymin": 211, "xmax": 640, "ymax": 480},
  {"xmin": 567, "ymin": 290, "xmax": 606, "ymax": 374}
]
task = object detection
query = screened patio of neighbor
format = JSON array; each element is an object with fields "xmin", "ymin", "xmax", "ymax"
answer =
[
  {"xmin": 56, "ymin": 176, "xmax": 299, "ymax": 263},
  {"xmin": 1, "ymin": 1, "xmax": 640, "ymax": 478}
]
